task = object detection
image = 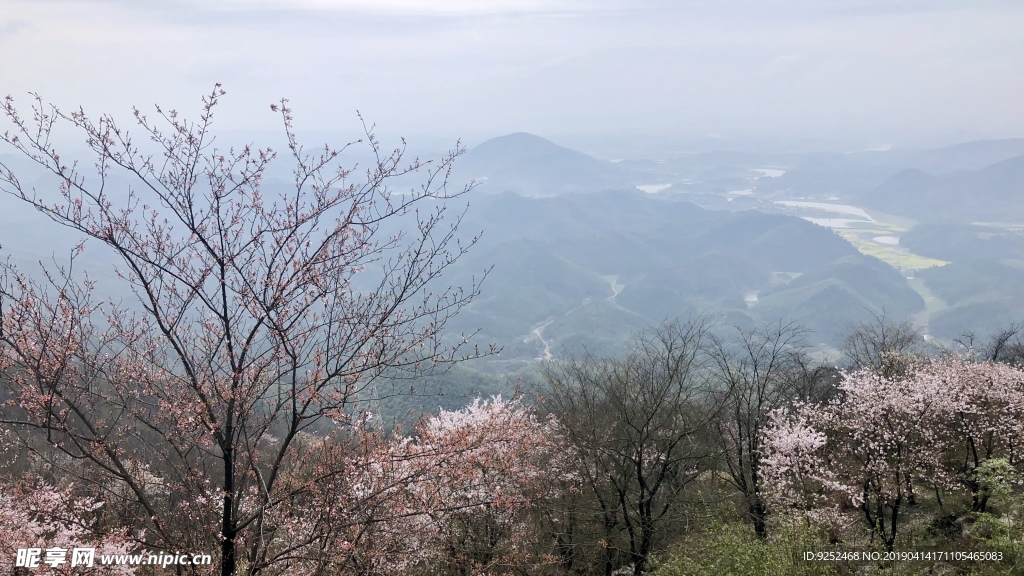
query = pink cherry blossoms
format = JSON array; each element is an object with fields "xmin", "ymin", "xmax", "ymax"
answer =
[
  {"xmin": 0, "ymin": 480, "xmax": 137, "ymax": 576},
  {"xmin": 762, "ymin": 358, "xmax": 1024, "ymax": 550}
]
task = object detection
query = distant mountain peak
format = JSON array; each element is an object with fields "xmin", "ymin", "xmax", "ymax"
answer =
[
  {"xmin": 469, "ymin": 132, "xmax": 579, "ymax": 156},
  {"xmin": 456, "ymin": 133, "xmax": 629, "ymax": 196}
]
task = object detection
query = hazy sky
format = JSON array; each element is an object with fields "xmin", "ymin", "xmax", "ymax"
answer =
[{"xmin": 2, "ymin": 0, "xmax": 1023, "ymax": 152}]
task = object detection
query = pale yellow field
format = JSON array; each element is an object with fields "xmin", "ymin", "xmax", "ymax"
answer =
[
  {"xmin": 784, "ymin": 203, "xmax": 948, "ymax": 271},
  {"xmin": 839, "ymin": 232, "xmax": 948, "ymax": 270}
]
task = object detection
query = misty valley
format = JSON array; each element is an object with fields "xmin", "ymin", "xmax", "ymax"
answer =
[{"xmin": 402, "ymin": 133, "xmax": 1024, "ymax": 397}]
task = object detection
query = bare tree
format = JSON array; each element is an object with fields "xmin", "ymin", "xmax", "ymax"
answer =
[
  {"xmin": 956, "ymin": 323, "xmax": 1024, "ymax": 366},
  {"xmin": 0, "ymin": 86, "xmax": 491, "ymax": 575},
  {"xmin": 541, "ymin": 318, "xmax": 722, "ymax": 576},
  {"xmin": 708, "ymin": 320, "xmax": 835, "ymax": 538},
  {"xmin": 842, "ymin": 311, "xmax": 926, "ymax": 378}
]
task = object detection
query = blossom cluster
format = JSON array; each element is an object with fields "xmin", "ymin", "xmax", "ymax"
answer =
[
  {"xmin": 761, "ymin": 358, "xmax": 1024, "ymax": 547},
  {"xmin": 0, "ymin": 481, "xmax": 137, "ymax": 576}
]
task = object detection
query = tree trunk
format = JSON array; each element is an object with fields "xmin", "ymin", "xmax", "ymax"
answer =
[
  {"xmin": 750, "ymin": 498, "xmax": 768, "ymax": 539},
  {"xmin": 221, "ymin": 445, "xmax": 236, "ymax": 576}
]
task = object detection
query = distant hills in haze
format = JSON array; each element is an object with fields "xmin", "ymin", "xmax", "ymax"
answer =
[
  {"xmin": 453, "ymin": 132, "xmax": 632, "ymax": 196},
  {"xmin": 444, "ymin": 191, "xmax": 924, "ymax": 360},
  {"xmin": 438, "ymin": 131, "xmax": 1024, "ymax": 358},
  {"xmin": 899, "ymin": 138, "xmax": 1024, "ymax": 174},
  {"xmin": 864, "ymin": 154, "xmax": 1024, "ymax": 221},
  {"xmin": 4, "ymin": 132, "xmax": 1024, "ymax": 366},
  {"xmin": 454, "ymin": 133, "xmax": 1024, "ymax": 223}
]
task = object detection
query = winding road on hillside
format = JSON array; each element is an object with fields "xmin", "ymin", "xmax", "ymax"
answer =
[{"xmin": 530, "ymin": 275, "xmax": 623, "ymax": 361}]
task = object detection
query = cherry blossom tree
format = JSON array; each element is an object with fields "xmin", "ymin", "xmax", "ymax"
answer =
[
  {"xmin": 397, "ymin": 396, "xmax": 571, "ymax": 575},
  {"xmin": 251, "ymin": 396, "xmax": 572, "ymax": 575},
  {"xmin": 763, "ymin": 358, "xmax": 1024, "ymax": 550},
  {"xmin": 759, "ymin": 404, "xmax": 844, "ymax": 530},
  {"xmin": 0, "ymin": 86, "xmax": 490, "ymax": 575},
  {"xmin": 922, "ymin": 359, "xmax": 1024, "ymax": 511},
  {"xmin": 762, "ymin": 368, "xmax": 953, "ymax": 551}
]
